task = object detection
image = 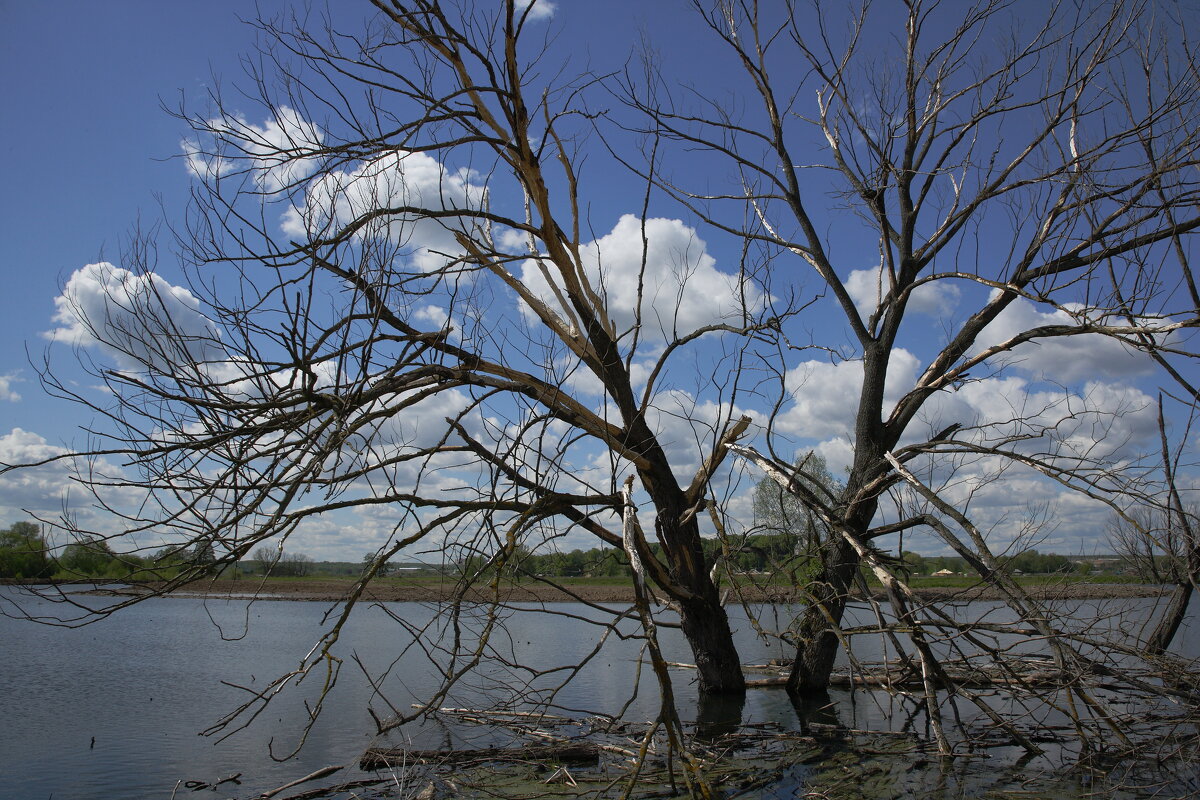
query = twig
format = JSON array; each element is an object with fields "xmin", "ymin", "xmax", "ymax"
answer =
[{"xmin": 256, "ymin": 765, "xmax": 343, "ymax": 798}]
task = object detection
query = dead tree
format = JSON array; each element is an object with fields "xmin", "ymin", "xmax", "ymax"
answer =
[
  {"xmin": 5, "ymin": 0, "xmax": 790, "ymax": 698},
  {"xmin": 624, "ymin": 0, "xmax": 1200, "ymax": 693},
  {"xmin": 3, "ymin": 4, "xmax": 1199, "ymax": 781}
]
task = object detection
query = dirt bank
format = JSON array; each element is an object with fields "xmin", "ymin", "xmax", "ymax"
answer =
[{"xmin": 78, "ymin": 577, "xmax": 1170, "ymax": 604}]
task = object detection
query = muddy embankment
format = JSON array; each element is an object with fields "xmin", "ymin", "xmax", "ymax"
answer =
[{"xmin": 57, "ymin": 577, "xmax": 1171, "ymax": 605}]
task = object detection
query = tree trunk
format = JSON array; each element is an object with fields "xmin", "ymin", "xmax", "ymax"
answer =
[
  {"xmin": 787, "ymin": 536, "xmax": 861, "ymax": 694},
  {"xmin": 785, "ymin": 341, "xmax": 892, "ymax": 695},
  {"xmin": 678, "ymin": 589, "xmax": 746, "ymax": 694},
  {"xmin": 634, "ymin": 431, "xmax": 746, "ymax": 695},
  {"xmin": 1144, "ymin": 581, "xmax": 1193, "ymax": 656}
]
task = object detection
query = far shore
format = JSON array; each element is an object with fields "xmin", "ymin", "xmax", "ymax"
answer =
[{"xmin": 8, "ymin": 576, "xmax": 1170, "ymax": 605}]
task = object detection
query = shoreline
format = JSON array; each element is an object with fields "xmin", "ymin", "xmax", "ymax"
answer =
[{"xmin": 14, "ymin": 577, "xmax": 1170, "ymax": 604}]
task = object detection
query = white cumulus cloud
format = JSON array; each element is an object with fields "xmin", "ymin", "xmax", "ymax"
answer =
[
  {"xmin": 0, "ymin": 428, "xmax": 72, "ymax": 523},
  {"xmin": 45, "ymin": 263, "xmax": 224, "ymax": 373},
  {"xmin": 518, "ymin": 214, "xmax": 767, "ymax": 343},
  {"xmin": 972, "ymin": 296, "xmax": 1154, "ymax": 383},
  {"xmin": 776, "ymin": 348, "xmax": 922, "ymax": 440},
  {"xmin": 0, "ymin": 428, "xmax": 139, "ymax": 530},
  {"xmin": 514, "ymin": 0, "xmax": 556, "ymax": 21},
  {"xmin": 282, "ymin": 151, "xmax": 488, "ymax": 272},
  {"xmin": 846, "ymin": 267, "xmax": 961, "ymax": 319},
  {"xmin": 184, "ymin": 106, "xmax": 324, "ymax": 193},
  {"xmin": 0, "ymin": 373, "xmax": 21, "ymax": 402}
]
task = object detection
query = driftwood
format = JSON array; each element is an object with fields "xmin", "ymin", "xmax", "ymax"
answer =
[
  {"xmin": 361, "ymin": 742, "xmax": 601, "ymax": 771},
  {"xmin": 745, "ymin": 668, "xmax": 1080, "ymax": 690},
  {"xmin": 254, "ymin": 765, "xmax": 342, "ymax": 798}
]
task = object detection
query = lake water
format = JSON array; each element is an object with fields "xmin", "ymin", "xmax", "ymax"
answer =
[{"xmin": 1, "ymin": 587, "xmax": 1195, "ymax": 799}]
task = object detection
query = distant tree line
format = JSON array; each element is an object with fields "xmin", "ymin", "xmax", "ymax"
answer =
[
  {"xmin": 456, "ymin": 544, "xmax": 629, "ymax": 579},
  {"xmin": 0, "ymin": 521, "xmax": 53, "ymax": 579},
  {"xmin": 59, "ymin": 539, "xmax": 222, "ymax": 580},
  {"xmin": 490, "ymin": 543, "xmax": 1092, "ymax": 581},
  {"xmin": 0, "ymin": 520, "xmax": 231, "ymax": 580},
  {"xmin": 252, "ymin": 545, "xmax": 314, "ymax": 577},
  {"xmin": 0, "ymin": 518, "xmax": 1124, "ymax": 583},
  {"xmin": 460, "ymin": 536, "xmax": 816, "ymax": 580},
  {"xmin": 902, "ymin": 549, "xmax": 1078, "ymax": 576},
  {"xmin": 998, "ymin": 550, "xmax": 1077, "ymax": 575}
]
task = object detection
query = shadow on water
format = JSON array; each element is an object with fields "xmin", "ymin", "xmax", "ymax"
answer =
[
  {"xmin": 693, "ymin": 690, "xmax": 746, "ymax": 741},
  {"xmin": 785, "ymin": 687, "xmax": 842, "ymax": 733}
]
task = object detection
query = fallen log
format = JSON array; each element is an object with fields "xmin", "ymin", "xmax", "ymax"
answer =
[
  {"xmin": 745, "ymin": 676, "xmax": 790, "ymax": 688},
  {"xmin": 361, "ymin": 742, "xmax": 601, "ymax": 771},
  {"xmin": 744, "ymin": 669, "xmax": 1075, "ymax": 690},
  {"xmin": 254, "ymin": 765, "xmax": 342, "ymax": 798}
]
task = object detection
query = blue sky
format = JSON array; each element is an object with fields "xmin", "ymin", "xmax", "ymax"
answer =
[
  {"xmin": 1, "ymin": 1, "xmax": 1195, "ymax": 561},
  {"xmin": 0, "ymin": 0, "xmax": 711, "ymax": 437},
  {"xmin": 1, "ymin": 2, "xmax": 268, "ymax": 429}
]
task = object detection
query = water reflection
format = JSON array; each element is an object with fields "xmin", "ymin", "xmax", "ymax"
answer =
[
  {"xmin": 785, "ymin": 688, "xmax": 838, "ymax": 733},
  {"xmin": 693, "ymin": 689, "xmax": 745, "ymax": 740}
]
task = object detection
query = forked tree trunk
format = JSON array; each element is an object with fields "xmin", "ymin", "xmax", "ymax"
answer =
[
  {"xmin": 786, "ymin": 536, "xmax": 861, "ymax": 694},
  {"xmin": 784, "ymin": 344, "xmax": 891, "ymax": 693},
  {"xmin": 653, "ymin": 508, "xmax": 745, "ymax": 694},
  {"xmin": 622, "ymin": 472, "xmax": 745, "ymax": 695},
  {"xmin": 635, "ymin": 434, "xmax": 747, "ymax": 695}
]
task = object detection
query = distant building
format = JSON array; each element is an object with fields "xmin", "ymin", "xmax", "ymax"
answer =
[{"xmin": 933, "ymin": 568, "xmax": 956, "ymax": 577}]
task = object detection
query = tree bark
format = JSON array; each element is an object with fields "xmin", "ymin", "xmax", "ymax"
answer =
[
  {"xmin": 788, "ymin": 343, "xmax": 891, "ymax": 694},
  {"xmin": 650, "ymin": 498, "xmax": 744, "ymax": 694},
  {"xmin": 632, "ymin": 418, "xmax": 746, "ymax": 695},
  {"xmin": 786, "ymin": 536, "xmax": 861, "ymax": 694},
  {"xmin": 678, "ymin": 588, "xmax": 745, "ymax": 694},
  {"xmin": 1144, "ymin": 581, "xmax": 1193, "ymax": 656}
]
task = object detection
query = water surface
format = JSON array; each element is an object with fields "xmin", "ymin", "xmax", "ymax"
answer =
[{"xmin": 0, "ymin": 587, "xmax": 1193, "ymax": 799}]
